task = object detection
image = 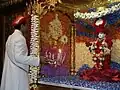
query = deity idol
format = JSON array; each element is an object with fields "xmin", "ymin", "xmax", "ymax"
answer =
[
  {"xmin": 80, "ymin": 18, "xmax": 120, "ymax": 82},
  {"xmin": 87, "ymin": 18, "xmax": 112, "ymax": 70}
]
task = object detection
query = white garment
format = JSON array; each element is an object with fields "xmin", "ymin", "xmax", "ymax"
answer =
[{"xmin": 0, "ymin": 29, "xmax": 39, "ymax": 90}]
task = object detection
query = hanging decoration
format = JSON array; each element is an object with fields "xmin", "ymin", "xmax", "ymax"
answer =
[
  {"xmin": 74, "ymin": 3, "xmax": 120, "ymax": 19},
  {"xmin": 28, "ymin": 1, "xmax": 40, "ymax": 89},
  {"xmin": 29, "ymin": 13, "xmax": 40, "ymax": 89},
  {"xmin": 28, "ymin": 0, "xmax": 62, "ymax": 89}
]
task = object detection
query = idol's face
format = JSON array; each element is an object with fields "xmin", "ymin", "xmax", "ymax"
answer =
[{"xmin": 98, "ymin": 32, "xmax": 105, "ymax": 39}]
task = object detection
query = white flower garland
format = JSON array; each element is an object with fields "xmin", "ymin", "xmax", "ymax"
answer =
[
  {"xmin": 89, "ymin": 38, "xmax": 110, "ymax": 66},
  {"xmin": 74, "ymin": 3, "xmax": 120, "ymax": 19},
  {"xmin": 29, "ymin": 14, "xmax": 40, "ymax": 88}
]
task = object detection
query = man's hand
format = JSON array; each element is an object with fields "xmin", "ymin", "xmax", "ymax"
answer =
[{"xmin": 40, "ymin": 56, "xmax": 49, "ymax": 64}]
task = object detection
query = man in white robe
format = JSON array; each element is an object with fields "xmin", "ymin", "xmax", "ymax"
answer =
[{"xmin": 0, "ymin": 16, "xmax": 46, "ymax": 90}]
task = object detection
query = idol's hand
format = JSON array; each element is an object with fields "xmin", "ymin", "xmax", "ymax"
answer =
[{"xmin": 104, "ymin": 47, "xmax": 110, "ymax": 55}]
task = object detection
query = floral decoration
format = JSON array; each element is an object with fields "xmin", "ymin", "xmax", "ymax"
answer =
[
  {"xmin": 39, "ymin": 11, "xmax": 71, "ymax": 76},
  {"xmin": 59, "ymin": 35, "xmax": 68, "ymax": 44},
  {"xmin": 88, "ymin": 38, "xmax": 111, "ymax": 66},
  {"xmin": 74, "ymin": 3, "xmax": 120, "ymax": 19},
  {"xmin": 75, "ymin": 42, "xmax": 94, "ymax": 71},
  {"xmin": 29, "ymin": 13, "xmax": 40, "ymax": 88},
  {"xmin": 48, "ymin": 14, "xmax": 62, "ymax": 40}
]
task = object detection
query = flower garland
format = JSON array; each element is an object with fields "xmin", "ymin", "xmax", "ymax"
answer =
[
  {"xmin": 74, "ymin": 3, "xmax": 120, "ymax": 19},
  {"xmin": 88, "ymin": 38, "xmax": 110, "ymax": 67},
  {"xmin": 29, "ymin": 14, "xmax": 40, "ymax": 88}
]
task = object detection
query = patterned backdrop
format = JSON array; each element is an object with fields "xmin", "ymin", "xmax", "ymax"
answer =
[{"xmin": 40, "ymin": 11, "xmax": 72, "ymax": 76}]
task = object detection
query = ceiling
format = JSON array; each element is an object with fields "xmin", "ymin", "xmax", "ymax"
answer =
[
  {"xmin": 0, "ymin": 0, "xmax": 8, "ymax": 4},
  {"xmin": 0, "ymin": 0, "xmax": 120, "ymax": 4},
  {"xmin": 62, "ymin": 0, "xmax": 120, "ymax": 4},
  {"xmin": 0, "ymin": 0, "xmax": 120, "ymax": 9},
  {"xmin": 0, "ymin": 0, "xmax": 24, "ymax": 9}
]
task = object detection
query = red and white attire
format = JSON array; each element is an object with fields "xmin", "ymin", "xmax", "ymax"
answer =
[{"xmin": 80, "ymin": 18, "xmax": 120, "ymax": 82}]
